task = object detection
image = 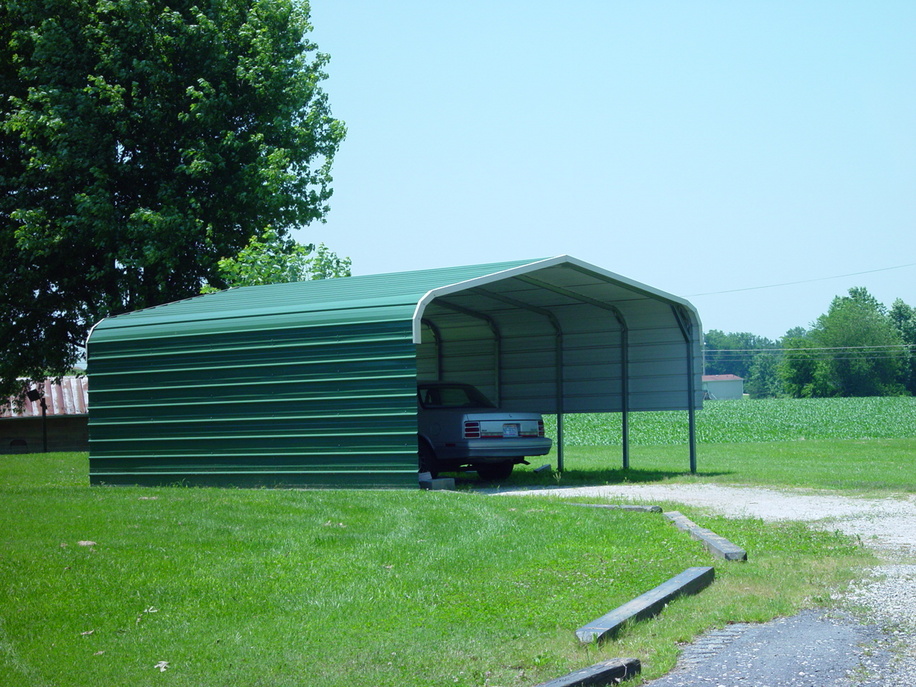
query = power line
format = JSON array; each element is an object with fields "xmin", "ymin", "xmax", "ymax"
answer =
[
  {"xmin": 706, "ymin": 344, "xmax": 915, "ymax": 365},
  {"xmin": 689, "ymin": 263, "xmax": 916, "ymax": 297},
  {"xmin": 711, "ymin": 354, "xmax": 908, "ymax": 363},
  {"xmin": 708, "ymin": 344, "xmax": 915, "ymax": 353}
]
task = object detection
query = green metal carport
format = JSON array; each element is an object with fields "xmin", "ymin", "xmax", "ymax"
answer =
[{"xmin": 87, "ymin": 256, "xmax": 703, "ymax": 487}]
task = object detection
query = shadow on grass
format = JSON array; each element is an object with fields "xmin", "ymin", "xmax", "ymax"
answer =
[{"xmin": 452, "ymin": 467, "xmax": 734, "ymax": 489}]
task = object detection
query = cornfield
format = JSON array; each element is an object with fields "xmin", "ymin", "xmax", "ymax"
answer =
[{"xmin": 549, "ymin": 396, "xmax": 916, "ymax": 446}]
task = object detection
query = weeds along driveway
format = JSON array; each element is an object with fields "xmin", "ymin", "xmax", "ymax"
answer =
[
  {"xmin": 491, "ymin": 484, "xmax": 916, "ymax": 686},
  {"xmin": 494, "ymin": 483, "xmax": 916, "ymax": 554}
]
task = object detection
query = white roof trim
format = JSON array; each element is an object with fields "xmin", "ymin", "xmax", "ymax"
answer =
[{"xmin": 411, "ymin": 255, "xmax": 698, "ymax": 343}]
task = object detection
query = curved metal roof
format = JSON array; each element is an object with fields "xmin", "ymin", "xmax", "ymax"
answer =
[{"xmin": 89, "ymin": 258, "xmax": 540, "ymax": 342}]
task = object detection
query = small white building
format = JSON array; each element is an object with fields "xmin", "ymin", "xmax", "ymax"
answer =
[{"xmin": 702, "ymin": 374, "xmax": 744, "ymax": 400}]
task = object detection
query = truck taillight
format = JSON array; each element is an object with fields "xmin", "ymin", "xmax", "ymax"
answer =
[
  {"xmin": 538, "ymin": 420, "xmax": 545, "ymax": 437},
  {"xmin": 464, "ymin": 421, "xmax": 480, "ymax": 439}
]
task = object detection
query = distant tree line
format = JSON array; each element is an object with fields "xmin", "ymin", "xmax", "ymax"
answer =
[{"xmin": 704, "ymin": 287, "xmax": 916, "ymax": 398}]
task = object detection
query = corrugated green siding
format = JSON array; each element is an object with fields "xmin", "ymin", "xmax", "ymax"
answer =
[{"xmin": 89, "ymin": 319, "xmax": 418, "ymax": 487}]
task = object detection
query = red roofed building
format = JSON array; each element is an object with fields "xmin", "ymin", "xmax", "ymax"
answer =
[{"xmin": 1, "ymin": 377, "xmax": 89, "ymax": 453}]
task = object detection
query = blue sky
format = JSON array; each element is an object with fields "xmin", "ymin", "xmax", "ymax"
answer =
[{"xmin": 300, "ymin": 1, "xmax": 915, "ymax": 340}]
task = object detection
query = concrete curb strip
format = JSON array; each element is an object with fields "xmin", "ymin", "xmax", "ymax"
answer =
[
  {"xmin": 576, "ymin": 566, "xmax": 715, "ymax": 644},
  {"xmin": 663, "ymin": 511, "xmax": 748, "ymax": 561},
  {"xmin": 533, "ymin": 658, "xmax": 641, "ymax": 687},
  {"xmin": 418, "ymin": 475, "xmax": 456, "ymax": 490}
]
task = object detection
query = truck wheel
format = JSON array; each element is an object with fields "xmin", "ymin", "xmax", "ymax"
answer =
[{"xmin": 475, "ymin": 461, "xmax": 514, "ymax": 481}]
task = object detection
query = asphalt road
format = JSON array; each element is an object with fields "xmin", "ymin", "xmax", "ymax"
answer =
[{"xmin": 642, "ymin": 609, "xmax": 892, "ymax": 686}]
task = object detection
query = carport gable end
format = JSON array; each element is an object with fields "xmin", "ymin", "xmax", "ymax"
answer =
[
  {"xmin": 86, "ymin": 256, "xmax": 702, "ymax": 487},
  {"xmin": 412, "ymin": 255, "xmax": 703, "ymax": 472}
]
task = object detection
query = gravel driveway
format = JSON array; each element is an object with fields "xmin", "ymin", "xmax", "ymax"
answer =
[{"xmin": 498, "ymin": 484, "xmax": 916, "ymax": 686}]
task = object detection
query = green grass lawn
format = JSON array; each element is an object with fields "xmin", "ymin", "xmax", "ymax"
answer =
[
  {"xmin": 0, "ymin": 452, "xmax": 870, "ymax": 686},
  {"xmin": 505, "ymin": 438, "xmax": 916, "ymax": 493},
  {"xmin": 3, "ymin": 396, "xmax": 912, "ymax": 686}
]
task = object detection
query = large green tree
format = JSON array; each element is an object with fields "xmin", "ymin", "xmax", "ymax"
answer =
[
  {"xmin": 0, "ymin": 0, "xmax": 344, "ymax": 399},
  {"xmin": 779, "ymin": 288, "xmax": 908, "ymax": 397}
]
